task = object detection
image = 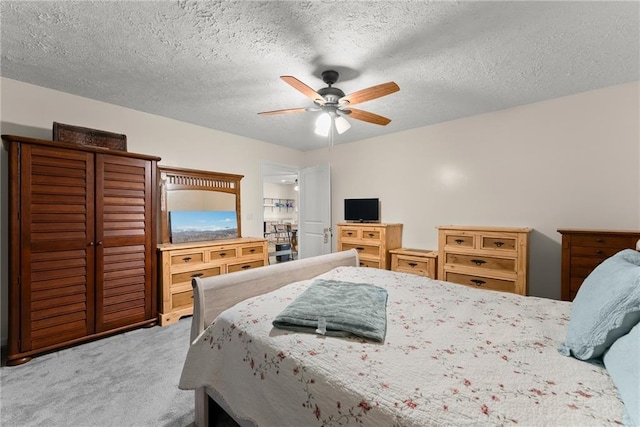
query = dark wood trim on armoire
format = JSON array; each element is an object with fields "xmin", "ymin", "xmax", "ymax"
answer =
[{"xmin": 2, "ymin": 134, "xmax": 161, "ymax": 365}]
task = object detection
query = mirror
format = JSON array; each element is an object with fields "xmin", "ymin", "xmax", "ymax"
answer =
[{"xmin": 158, "ymin": 165, "xmax": 243, "ymax": 244}]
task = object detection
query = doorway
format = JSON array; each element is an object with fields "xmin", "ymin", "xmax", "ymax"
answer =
[{"xmin": 261, "ymin": 161, "xmax": 300, "ymax": 264}]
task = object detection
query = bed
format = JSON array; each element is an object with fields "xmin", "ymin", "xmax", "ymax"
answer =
[{"xmin": 179, "ymin": 247, "xmax": 640, "ymax": 426}]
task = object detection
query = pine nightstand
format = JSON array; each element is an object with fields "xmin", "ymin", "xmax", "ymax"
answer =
[{"xmin": 390, "ymin": 248, "xmax": 438, "ymax": 278}]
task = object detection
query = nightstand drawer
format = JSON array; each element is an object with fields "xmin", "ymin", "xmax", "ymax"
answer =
[
  {"xmin": 396, "ymin": 256, "xmax": 430, "ymax": 272},
  {"xmin": 445, "ymin": 272, "xmax": 516, "ymax": 294},
  {"xmin": 171, "ymin": 251, "xmax": 204, "ymax": 266},
  {"xmin": 342, "ymin": 243, "xmax": 380, "ymax": 258},
  {"xmin": 358, "ymin": 259, "xmax": 381, "ymax": 268},
  {"xmin": 445, "ymin": 253, "xmax": 515, "ymax": 273}
]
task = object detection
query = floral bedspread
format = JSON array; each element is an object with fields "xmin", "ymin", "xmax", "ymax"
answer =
[{"xmin": 179, "ymin": 267, "xmax": 623, "ymax": 426}]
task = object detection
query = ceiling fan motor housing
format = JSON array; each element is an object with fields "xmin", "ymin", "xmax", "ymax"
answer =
[{"xmin": 317, "ymin": 86, "xmax": 345, "ymax": 104}]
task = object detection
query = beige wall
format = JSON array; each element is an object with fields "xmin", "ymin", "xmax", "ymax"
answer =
[
  {"xmin": 307, "ymin": 81, "xmax": 640, "ymax": 300},
  {"xmin": 0, "ymin": 77, "xmax": 304, "ymax": 345},
  {"xmin": 1, "ymin": 78, "xmax": 639, "ymax": 345}
]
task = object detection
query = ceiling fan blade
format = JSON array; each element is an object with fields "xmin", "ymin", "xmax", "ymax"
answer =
[
  {"xmin": 257, "ymin": 107, "xmax": 308, "ymax": 116},
  {"xmin": 344, "ymin": 108, "xmax": 392, "ymax": 126},
  {"xmin": 280, "ymin": 76, "xmax": 325, "ymax": 105},
  {"xmin": 339, "ymin": 82, "xmax": 399, "ymax": 106}
]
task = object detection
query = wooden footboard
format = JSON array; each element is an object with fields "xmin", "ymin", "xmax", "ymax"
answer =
[{"xmin": 189, "ymin": 249, "xmax": 359, "ymax": 426}]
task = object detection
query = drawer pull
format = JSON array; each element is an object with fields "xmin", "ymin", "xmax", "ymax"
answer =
[
  {"xmin": 241, "ymin": 265, "xmax": 251, "ymax": 270},
  {"xmin": 455, "ymin": 239, "xmax": 464, "ymax": 244},
  {"xmin": 249, "ymin": 249, "xmax": 256, "ymax": 253},
  {"xmin": 596, "ymin": 249, "xmax": 603, "ymax": 255},
  {"xmin": 471, "ymin": 259, "xmax": 486, "ymax": 266},
  {"xmin": 470, "ymin": 279, "xmax": 486, "ymax": 286},
  {"xmin": 408, "ymin": 262, "xmax": 418, "ymax": 267},
  {"xmin": 183, "ymin": 257, "xmax": 192, "ymax": 262},
  {"xmin": 493, "ymin": 241, "xmax": 504, "ymax": 247},
  {"xmin": 220, "ymin": 252, "xmax": 227, "ymax": 257},
  {"xmin": 355, "ymin": 247, "xmax": 365, "ymax": 251},
  {"xmin": 347, "ymin": 232, "xmax": 354, "ymax": 236},
  {"xmin": 596, "ymin": 238, "xmax": 603, "ymax": 243},
  {"xmin": 191, "ymin": 273, "xmax": 203, "ymax": 278},
  {"xmin": 367, "ymin": 233, "xmax": 375, "ymax": 238},
  {"xmin": 359, "ymin": 262, "xmax": 368, "ymax": 267}
]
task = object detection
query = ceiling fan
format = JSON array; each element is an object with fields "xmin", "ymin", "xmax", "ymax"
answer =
[{"xmin": 258, "ymin": 70, "xmax": 399, "ymax": 136}]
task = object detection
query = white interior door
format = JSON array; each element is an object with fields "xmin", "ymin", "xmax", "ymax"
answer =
[{"xmin": 298, "ymin": 164, "xmax": 331, "ymax": 259}]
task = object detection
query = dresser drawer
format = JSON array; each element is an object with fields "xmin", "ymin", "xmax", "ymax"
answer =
[
  {"xmin": 227, "ymin": 259, "xmax": 265, "ymax": 273},
  {"xmin": 445, "ymin": 233, "xmax": 474, "ymax": 248},
  {"xmin": 445, "ymin": 271, "xmax": 516, "ymax": 294},
  {"xmin": 242, "ymin": 244, "xmax": 265, "ymax": 257},
  {"xmin": 339, "ymin": 227, "xmax": 383, "ymax": 242},
  {"xmin": 570, "ymin": 246, "xmax": 621, "ymax": 258},
  {"xmin": 172, "ymin": 289, "xmax": 193, "ymax": 309},
  {"xmin": 171, "ymin": 266, "xmax": 222, "ymax": 285},
  {"xmin": 570, "ymin": 234, "xmax": 634, "ymax": 248},
  {"xmin": 480, "ymin": 235, "xmax": 517, "ymax": 252},
  {"xmin": 361, "ymin": 229, "xmax": 382, "ymax": 241},
  {"xmin": 339, "ymin": 227, "xmax": 362, "ymax": 239},
  {"xmin": 170, "ymin": 251, "xmax": 205, "ymax": 266},
  {"xmin": 445, "ymin": 253, "xmax": 516, "ymax": 273},
  {"xmin": 342, "ymin": 243, "xmax": 380, "ymax": 258},
  {"xmin": 209, "ymin": 247, "xmax": 238, "ymax": 261}
]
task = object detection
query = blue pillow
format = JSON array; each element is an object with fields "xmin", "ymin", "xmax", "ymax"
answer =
[
  {"xmin": 558, "ymin": 249, "xmax": 640, "ymax": 360},
  {"xmin": 603, "ymin": 322, "xmax": 640, "ymax": 426}
]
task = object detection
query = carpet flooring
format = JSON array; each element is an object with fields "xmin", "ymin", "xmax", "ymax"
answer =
[{"xmin": 1, "ymin": 318, "xmax": 195, "ymax": 427}]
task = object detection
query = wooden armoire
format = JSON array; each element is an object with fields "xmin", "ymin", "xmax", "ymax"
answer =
[{"xmin": 3, "ymin": 135, "xmax": 160, "ymax": 365}]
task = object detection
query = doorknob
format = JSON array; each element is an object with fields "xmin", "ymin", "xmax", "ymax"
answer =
[{"xmin": 323, "ymin": 227, "xmax": 332, "ymax": 244}]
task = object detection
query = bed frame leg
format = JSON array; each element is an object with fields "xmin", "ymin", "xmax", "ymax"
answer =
[{"xmin": 194, "ymin": 388, "xmax": 209, "ymax": 427}]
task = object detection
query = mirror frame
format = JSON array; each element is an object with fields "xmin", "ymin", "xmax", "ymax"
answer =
[{"xmin": 158, "ymin": 165, "xmax": 243, "ymax": 244}]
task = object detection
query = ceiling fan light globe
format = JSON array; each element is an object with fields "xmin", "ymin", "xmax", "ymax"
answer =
[
  {"xmin": 315, "ymin": 112, "xmax": 331, "ymax": 136},
  {"xmin": 314, "ymin": 126, "xmax": 330, "ymax": 137},
  {"xmin": 335, "ymin": 116, "xmax": 351, "ymax": 134}
]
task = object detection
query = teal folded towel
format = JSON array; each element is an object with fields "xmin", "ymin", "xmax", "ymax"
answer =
[{"xmin": 272, "ymin": 279, "xmax": 388, "ymax": 342}]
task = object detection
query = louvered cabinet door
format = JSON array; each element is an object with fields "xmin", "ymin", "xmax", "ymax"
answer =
[
  {"xmin": 19, "ymin": 144, "xmax": 96, "ymax": 352},
  {"xmin": 95, "ymin": 154, "xmax": 155, "ymax": 332}
]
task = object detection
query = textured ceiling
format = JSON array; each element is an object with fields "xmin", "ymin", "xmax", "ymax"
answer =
[{"xmin": 1, "ymin": 1, "xmax": 639, "ymax": 151}]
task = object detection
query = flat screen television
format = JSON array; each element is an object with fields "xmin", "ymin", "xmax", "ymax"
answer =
[{"xmin": 344, "ymin": 198, "xmax": 380, "ymax": 223}]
